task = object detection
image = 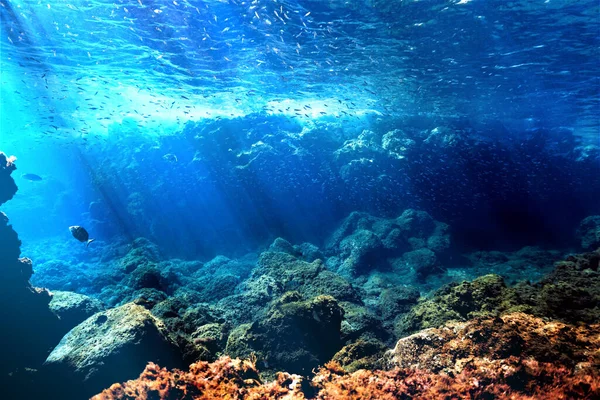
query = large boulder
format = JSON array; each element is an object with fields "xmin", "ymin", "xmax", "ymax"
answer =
[
  {"xmin": 225, "ymin": 293, "xmax": 344, "ymax": 376},
  {"xmin": 49, "ymin": 291, "xmax": 104, "ymax": 333},
  {"xmin": 43, "ymin": 302, "xmax": 182, "ymax": 399}
]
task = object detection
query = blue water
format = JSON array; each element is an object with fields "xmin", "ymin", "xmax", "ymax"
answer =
[
  {"xmin": 2, "ymin": 2, "xmax": 600, "ymax": 398},
  {"xmin": 1, "ymin": 0, "xmax": 599, "ymax": 267}
]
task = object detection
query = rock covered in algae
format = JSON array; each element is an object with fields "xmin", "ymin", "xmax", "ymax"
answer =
[
  {"xmin": 225, "ymin": 293, "xmax": 344, "ymax": 376},
  {"xmin": 395, "ymin": 274, "xmax": 517, "ymax": 336},
  {"xmin": 93, "ymin": 313, "xmax": 600, "ymax": 399},
  {"xmin": 326, "ymin": 209, "xmax": 451, "ymax": 278}
]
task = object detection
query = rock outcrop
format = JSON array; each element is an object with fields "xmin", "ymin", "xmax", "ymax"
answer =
[
  {"xmin": 0, "ymin": 152, "xmax": 63, "ymax": 396},
  {"xmin": 93, "ymin": 313, "xmax": 600, "ymax": 399},
  {"xmin": 44, "ymin": 302, "xmax": 182, "ymax": 399},
  {"xmin": 226, "ymin": 293, "xmax": 344, "ymax": 376},
  {"xmin": 578, "ymin": 215, "xmax": 600, "ymax": 250},
  {"xmin": 49, "ymin": 290, "xmax": 105, "ymax": 333},
  {"xmin": 326, "ymin": 210, "xmax": 451, "ymax": 279}
]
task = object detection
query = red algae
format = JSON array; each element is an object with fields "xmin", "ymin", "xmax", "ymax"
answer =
[{"xmin": 93, "ymin": 313, "xmax": 600, "ymax": 400}]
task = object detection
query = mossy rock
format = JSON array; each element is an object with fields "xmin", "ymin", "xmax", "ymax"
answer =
[
  {"xmin": 225, "ymin": 294, "xmax": 344, "ymax": 376},
  {"xmin": 332, "ymin": 339, "xmax": 387, "ymax": 372},
  {"xmin": 395, "ymin": 274, "xmax": 518, "ymax": 337}
]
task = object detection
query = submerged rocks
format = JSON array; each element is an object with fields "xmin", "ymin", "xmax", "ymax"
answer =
[
  {"xmin": 92, "ymin": 357, "xmax": 302, "ymax": 400},
  {"xmin": 395, "ymin": 274, "xmax": 519, "ymax": 337},
  {"xmin": 94, "ymin": 312, "xmax": 600, "ymax": 399},
  {"xmin": 49, "ymin": 290, "xmax": 104, "ymax": 333},
  {"xmin": 226, "ymin": 293, "xmax": 344, "ymax": 375},
  {"xmin": 326, "ymin": 210, "xmax": 451, "ymax": 278},
  {"xmin": 0, "ymin": 153, "xmax": 63, "ymax": 391},
  {"xmin": 44, "ymin": 303, "xmax": 182, "ymax": 399},
  {"xmin": 397, "ymin": 249, "xmax": 600, "ymax": 337},
  {"xmin": 577, "ymin": 215, "xmax": 600, "ymax": 250},
  {"xmin": 388, "ymin": 312, "xmax": 600, "ymax": 373},
  {"xmin": 0, "ymin": 152, "xmax": 17, "ymax": 205}
]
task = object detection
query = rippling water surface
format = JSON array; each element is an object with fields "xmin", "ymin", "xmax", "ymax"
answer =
[{"xmin": 1, "ymin": 0, "xmax": 598, "ymax": 141}]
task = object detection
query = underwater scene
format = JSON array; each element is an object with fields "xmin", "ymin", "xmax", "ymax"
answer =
[{"xmin": 1, "ymin": 0, "xmax": 599, "ymax": 398}]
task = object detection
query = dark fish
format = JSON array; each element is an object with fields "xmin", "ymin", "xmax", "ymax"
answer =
[
  {"xmin": 22, "ymin": 173, "xmax": 43, "ymax": 181},
  {"xmin": 69, "ymin": 226, "xmax": 95, "ymax": 247}
]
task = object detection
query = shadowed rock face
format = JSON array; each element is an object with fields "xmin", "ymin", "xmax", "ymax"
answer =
[
  {"xmin": 0, "ymin": 153, "xmax": 17, "ymax": 205},
  {"xmin": 0, "ymin": 152, "xmax": 63, "ymax": 398}
]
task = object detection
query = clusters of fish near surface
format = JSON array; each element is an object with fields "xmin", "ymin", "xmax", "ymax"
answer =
[{"xmin": 7, "ymin": 0, "xmax": 405, "ymax": 140}]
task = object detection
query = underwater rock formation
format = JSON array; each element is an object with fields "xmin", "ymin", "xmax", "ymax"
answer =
[
  {"xmin": 49, "ymin": 290, "xmax": 104, "ymax": 333},
  {"xmin": 92, "ymin": 357, "xmax": 306, "ymax": 400},
  {"xmin": 464, "ymin": 246, "xmax": 563, "ymax": 284},
  {"xmin": 94, "ymin": 312, "xmax": 599, "ymax": 399},
  {"xmin": 326, "ymin": 209, "xmax": 450, "ymax": 278},
  {"xmin": 226, "ymin": 293, "xmax": 344, "ymax": 376},
  {"xmin": 0, "ymin": 152, "xmax": 63, "ymax": 390},
  {"xmin": 388, "ymin": 312, "xmax": 599, "ymax": 372},
  {"xmin": 396, "ymin": 249, "xmax": 600, "ymax": 336},
  {"xmin": 44, "ymin": 302, "xmax": 183, "ymax": 399},
  {"xmin": 578, "ymin": 215, "xmax": 600, "ymax": 250},
  {"xmin": 0, "ymin": 152, "xmax": 17, "ymax": 204}
]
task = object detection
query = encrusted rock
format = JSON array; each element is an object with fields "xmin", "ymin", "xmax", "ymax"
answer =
[
  {"xmin": 44, "ymin": 303, "xmax": 182, "ymax": 399},
  {"xmin": 226, "ymin": 293, "xmax": 344, "ymax": 375},
  {"xmin": 49, "ymin": 290, "xmax": 104, "ymax": 333}
]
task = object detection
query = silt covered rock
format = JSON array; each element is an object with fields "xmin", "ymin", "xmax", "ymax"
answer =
[{"xmin": 44, "ymin": 302, "xmax": 182, "ymax": 399}]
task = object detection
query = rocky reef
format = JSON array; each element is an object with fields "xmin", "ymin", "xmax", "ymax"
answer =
[
  {"xmin": 4, "ymin": 146, "xmax": 599, "ymax": 399},
  {"xmin": 87, "ymin": 242, "xmax": 599, "ymax": 399},
  {"xmin": 93, "ymin": 312, "xmax": 599, "ymax": 399}
]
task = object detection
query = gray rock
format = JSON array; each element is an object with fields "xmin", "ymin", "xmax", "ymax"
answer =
[
  {"xmin": 49, "ymin": 291, "xmax": 104, "ymax": 333},
  {"xmin": 44, "ymin": 303, "xmax": 182, "ymax": 398},
  {"xmin": 577, "ymin": 216, "xmax": 600, "ymax": 250},
  {"xmin": 268, "ymin": 237, "xmax": 298, "ymax": 255}
]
